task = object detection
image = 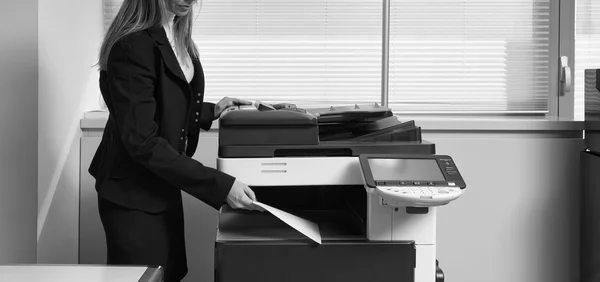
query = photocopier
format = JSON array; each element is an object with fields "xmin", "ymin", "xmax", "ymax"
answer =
[{"xmin": 214, "ymin": 103, "xmax": 467, "ymax": 282}]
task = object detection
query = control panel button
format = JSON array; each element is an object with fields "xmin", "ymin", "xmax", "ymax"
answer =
[
  {"xmin": 427, "ymin": 182, "xmax": 435, "ymax": 186},
  {"xmin": 413, "ymin": 181, "xmax": 421, "ymax": 185},
  {"xmin": 448, "ymin": 182, "xmax": 456, "ymax": 186},
  {"xmin": 376, "ymin": 181, "xmax": 386, "ymax": 186}
]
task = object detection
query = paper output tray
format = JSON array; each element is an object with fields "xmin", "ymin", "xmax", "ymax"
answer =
[
  {"xmin": 218, "ymin": 140, "xmax": 435, "ymax": 157},
  {"xmin": 217, "ymin": 208, "xmax": 365, "ymax": 242}
]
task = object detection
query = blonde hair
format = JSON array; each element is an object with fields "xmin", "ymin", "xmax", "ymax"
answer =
[{"xmin": 98, "ymin": 0, "xmax": 199, "ymax": 70}]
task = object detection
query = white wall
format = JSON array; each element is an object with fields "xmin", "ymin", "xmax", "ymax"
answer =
[
  {"xmin": 0, "ymin": 0, "xmax": 39, "ymax": 264},
  {"xmin": 37, "ymin": 0, "xmax": 104, "ymax": 262}
]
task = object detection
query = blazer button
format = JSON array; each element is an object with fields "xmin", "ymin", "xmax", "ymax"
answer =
[
  {"xmin": 197, "ymin": 93, "xmax": 201, "ymax": 96},
  {"xmin": 196, "ymin": 100, "xmax": 200, "ymax": 104},
  {"xmin": 181, "ymin": 137, "xmax": 184, "ymax": 140},
  {"xmin": 181, "ymin": 128, "xmax": 185, "ymax": 132},
  {"xmin": 196, "ymin": 112, "xmax": 199, "ymax": 115},
  {"xmin": 195, "ymin": 119, "xmax": 198, "ymax": 122}
]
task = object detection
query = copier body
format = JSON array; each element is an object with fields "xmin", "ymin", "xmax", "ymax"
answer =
[{"xmin": 214, "ymin": 106, "xmax": 448, "ymax": 282}]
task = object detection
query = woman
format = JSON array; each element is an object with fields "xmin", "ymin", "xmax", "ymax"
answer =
[{"xmin": 89, "ymin": 0, "xmax": 262, "ymax": 281}]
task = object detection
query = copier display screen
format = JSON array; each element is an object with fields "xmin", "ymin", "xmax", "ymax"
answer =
[{"xmin": 368, "ymin": 158, "xmax": 445, "ymax": 181}]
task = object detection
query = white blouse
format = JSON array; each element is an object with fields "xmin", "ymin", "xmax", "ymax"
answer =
[{"xmin": 163, "ymin": 18, "xmax": 194, "ymax": 83}]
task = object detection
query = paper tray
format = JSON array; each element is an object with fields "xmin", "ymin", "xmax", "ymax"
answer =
[{"xmin": 215, "ymin": 240, "xmax": 416, "ymax": 282}]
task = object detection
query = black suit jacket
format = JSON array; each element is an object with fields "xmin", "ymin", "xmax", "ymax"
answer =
[{"xmin": 89, "ymin": 26, "xmax": 234, "ymax": 213}]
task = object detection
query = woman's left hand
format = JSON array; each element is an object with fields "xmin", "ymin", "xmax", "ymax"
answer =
[{"xmin": 214, "ymin": 97, "xmax": 252, "ymax": 118}]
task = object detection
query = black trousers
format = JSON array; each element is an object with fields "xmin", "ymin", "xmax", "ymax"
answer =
[{"xmin": 98, "ymin": 198, "xmax": 188, "ymax": 282}]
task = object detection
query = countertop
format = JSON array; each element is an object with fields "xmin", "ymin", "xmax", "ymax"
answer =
[
  {"xmin": 80, "ymin": 110, "xmax": 584, "ymax": 132},
  {"xmin": 0, "ymin": 265, "xmax": 162, "ymax": 282}
]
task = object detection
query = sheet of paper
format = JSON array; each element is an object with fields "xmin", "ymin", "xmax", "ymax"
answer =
[{"xmin": 253, "ymin": 201, "xmax": 322, "ymax": 244}]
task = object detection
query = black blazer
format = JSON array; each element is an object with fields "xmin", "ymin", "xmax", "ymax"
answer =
[{"xmin": 89, "ymin": 26, "xmax": 234, "ymax": 213}]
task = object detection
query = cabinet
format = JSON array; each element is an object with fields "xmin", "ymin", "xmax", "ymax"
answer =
[{"xmin": 79, "ymin": 129, "xmax": 221, "ymax": 282}]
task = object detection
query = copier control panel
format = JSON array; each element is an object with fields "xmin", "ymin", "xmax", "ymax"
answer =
[{"xmin": 359, "ymin": 154, "xmax": 466, "ymax": 207}]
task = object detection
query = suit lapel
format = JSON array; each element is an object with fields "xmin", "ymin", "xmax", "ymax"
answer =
[
  {"xmin": 147, "ymin": 27, "xmax": 206, "ymax": 102},
  {"xmin": 147, "ymin": 27, "xmax": 188, "ymax": 85}
]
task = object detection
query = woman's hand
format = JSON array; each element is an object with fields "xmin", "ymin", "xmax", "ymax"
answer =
[
  {"xmin": 226, "ymin": 179, "xmax": 264, "ymax": 211},
  {"xmin": 214, "ymin": 97, "xmax": 252, "ymax": 119},
  {"xmin": 272, "ymin": 103, "xmax": 297, "ymax": 110}
]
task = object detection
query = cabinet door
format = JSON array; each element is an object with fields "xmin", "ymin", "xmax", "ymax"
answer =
[
  {"xmin": 79, "ymin": 137, "xmax": 104, "ymax": 264},
  {"xmin": 182, "ymin": 132, "xmax": 220, "ymax": 282}
]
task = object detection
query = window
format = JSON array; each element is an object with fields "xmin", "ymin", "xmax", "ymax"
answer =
[
  {"xmin": 194, "ymin": 0, "xmax": 382, "ymax": 108},
  {"xmin": 575, "ymin": 0, "xmax": 600, "ymax": 120},
  {"xmin": 103, "ymin": 0, "xmax": 565, "ymax": 115},
  {"xmin": 389, "ymin": 0, "xmax": 556, "ymax": 114}
]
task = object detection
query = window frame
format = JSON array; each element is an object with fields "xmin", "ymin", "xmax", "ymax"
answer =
[
  {"xmin": 381, "ymin": 0, "xmax": 564, "ymax": 117},
  {"xmin": 558, "ymin": 0, "xmax": 576, "ymax": 119}
]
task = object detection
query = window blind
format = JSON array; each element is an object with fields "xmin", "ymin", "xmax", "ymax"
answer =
[
  {"xmin": 388, "ymin": 0, "xmax": 553, "ymax": 114},
  {"xmin": 102, "ymin": 0, "xmax": 122, "ymax": 31},
  {"xmin": 194, "ymin": 0, "xmax": 382, "ymax": 107},
  {"xmin": 103, "ymin": 0, "xmax": 557, "ymax": 113},
  {"xmin": 575, "ymin": 0, "xmax": 600, "ymax": 119},
  {"xmin": 103, "ymin": 0, "xmax": 382, "ymax": 108}
]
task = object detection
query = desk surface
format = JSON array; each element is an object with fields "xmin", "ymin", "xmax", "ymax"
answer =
[{"xmin": 0, "ymin": 265, "xmax": 162, "ymax": 282}]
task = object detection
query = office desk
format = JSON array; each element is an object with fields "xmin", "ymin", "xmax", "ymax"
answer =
[{"xmin": 0, "ymin": 265, "xmax": 162, "ymax": 282}]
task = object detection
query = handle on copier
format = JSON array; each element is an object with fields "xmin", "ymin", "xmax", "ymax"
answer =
[
  {"xmin": 596, "ymin": 69, "xmax": 600, "ymax": 92},
  {"xmin": 436, "ymin": 260, "xmax": 445, "ymax": 282}
]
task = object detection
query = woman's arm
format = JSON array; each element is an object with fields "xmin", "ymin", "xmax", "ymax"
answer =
[{"xmin": 106, "ymin": 34, "xmax": 233, "ymax": 210}]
